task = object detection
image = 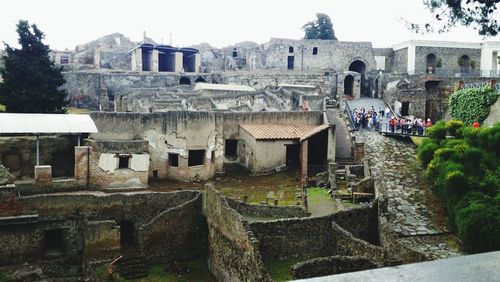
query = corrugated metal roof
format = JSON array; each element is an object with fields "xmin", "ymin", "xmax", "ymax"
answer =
[
  {"xmin": 240, "ymin": 124, "xmax": 329, "ymax": 140},
  {"xmin": 0, "ymin": 113, "xmax": 98, "ymax": 134},
  {"xmin": 194, "ymin": 83, "xmax": 256, "ymax": 92}
]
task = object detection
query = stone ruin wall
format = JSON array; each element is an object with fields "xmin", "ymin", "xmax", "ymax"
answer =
[
  {"xmin": 202, "ymin": 187, "xmax": 272, "ymax": 282},
  {"xmin": 0, "ymin": 136, "xmax": 76, "ymax": 180},
  {"xmin": 0, "ymin": 191, "xmax": 206, "ymax": 266}
]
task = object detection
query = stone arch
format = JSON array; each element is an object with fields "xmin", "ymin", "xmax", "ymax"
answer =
[
  {"xmin": 194, "ymin": 76, "xmax": 207, "ymax": 83},
  {"xmin": 179, "ymin": 76, "xmax": 191, "ymax": 85},
  {"xmin": 426, "ymin": 53, "xmax": 437, "ymax": 73},
  {"xmin": 349, "ymin": 60, "xmax": 367, "ymax": 96},
  {"xmin": 459, "ymin": 55, "xmax": 470, "ymax": 74},
  {"xmin": 344, "ymin": 75, "xmax": 354, "ymax": 96}
]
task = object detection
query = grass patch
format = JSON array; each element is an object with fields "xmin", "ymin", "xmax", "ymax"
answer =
[
  {"xmin": 410, "ymin": 136, "xmax": 428, "ymax": 147},
  {"xmin": 96, "ymin": 258, "xmax": 215, "ymax": 282},
  {"xmin": 67, "ymin": 107, "xmax": 90, "ymax": 114},
  {"xmin": 264, "ymin": 257, "xmax": 305, "ymax": 281},
  {"xmin": 0, "ymin": 271, "xmax": 10, "ymax": 282}
]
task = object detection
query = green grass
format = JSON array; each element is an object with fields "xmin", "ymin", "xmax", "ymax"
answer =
[
  {"xmin": 95, "ymin": 259, "xmax": 215, "ymax": 282},
  {"xmin": 410, "ymin": 136, "xmax": 428, "ymax": 147},
  {"xmin": 66, "ymin": 107, "xmax": 90, "ymax": 114},
  {"xmin": 264, "ymin": 257, "xmax": 305, "ymax": 281},
  {"xmin": 0, "ymin": 271, "xmax": 10, "ymax": 282}
]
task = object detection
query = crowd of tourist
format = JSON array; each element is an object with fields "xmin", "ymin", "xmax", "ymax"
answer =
[{"xmin": 350, "ymin": 105, "xmax": 433, "ymax": 135}]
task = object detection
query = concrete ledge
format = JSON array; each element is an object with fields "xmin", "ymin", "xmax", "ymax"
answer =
[{"xmin": 296, "ymin": 251, "xmax": 500, "ymax": 282}]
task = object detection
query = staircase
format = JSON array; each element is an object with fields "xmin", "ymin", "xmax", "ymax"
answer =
[{"xmin": 117, "ymin": 255, "xmax": 149, "ymax": 280}]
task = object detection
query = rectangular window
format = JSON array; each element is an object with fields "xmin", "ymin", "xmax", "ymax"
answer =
[
  {"xmin": 312, "ymin": 47, "xmax": 318, "ymax": 55},
  {"xmin": 188, "ymin": 150, "xmax": 205, "ymax": 166},
  {"xmin": 289, "ymin": 46, "xmax": 294, "ymax": 53},
  {"xmin": 225, "ymin": 139, "xmax": 238, "ymax": 157},
  {"xmin": 60, "ymin": 55, "xmax": 69, "ymax": 64},
  {"xmin": 118, "ymin": 154, "xmax": 131, "ymax": 169},
  {"xmin": 44, "ymin": 229, "xmax": 64, "ymax": 255},
  {"xmin": 211, "ymin": 151, "xmax": 215, "ymax": 163},
  {"xmin": 168, "ymin": 153, "xmax": 179, "ymax": 167}
]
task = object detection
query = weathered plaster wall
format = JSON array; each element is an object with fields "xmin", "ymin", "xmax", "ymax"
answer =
[{"xmin": 393, "ymin": 48, "xmax": 408, "ymax": 74}]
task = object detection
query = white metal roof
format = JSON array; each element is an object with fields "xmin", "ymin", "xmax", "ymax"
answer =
[
  {"xmin": 0, "ymin": 113, "xmax": 98, "ymax": 134},
  {"xmin": 194, "ymin": 83, "xmax": 256, "ymax": 92}
]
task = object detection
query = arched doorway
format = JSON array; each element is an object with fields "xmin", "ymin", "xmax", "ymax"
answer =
[
  {"xmin": 459, "ymin": 55, "xmax": 470, "ymax": 74},
  {"xmin": 344, "ymin": 75, "xmax": 354, "ymax": 96},
  {"xmin": 118, "ymin": 221, "xmax": 135, "ymax": 248},
  {"xmin": 194, "ymin": 76, "xmax": 207, "ymax": 83},
  {"xmin": 374, "ymin": 78, "xmax": 379, "ymax": 98},
  {"xmin": 349, "ymin": 60, "xmax": 367, "ymax": 96},
  {"xmin": 179, "ymin": 76, "xmax": 191, "ymax": 85},
  {"xmin": 426, "ymin": 54, "xmax": 437, "ymax": 74}
]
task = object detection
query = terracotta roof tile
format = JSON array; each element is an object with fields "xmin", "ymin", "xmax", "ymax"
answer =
[{"xmin": 240, "ymin": 124, "xmax": 329, "ymax": 140}]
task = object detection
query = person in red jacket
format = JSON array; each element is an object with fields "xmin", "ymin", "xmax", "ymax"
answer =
[{"xmin": 473, "ymin": 120, "xmax": 480, "ymax": 128}]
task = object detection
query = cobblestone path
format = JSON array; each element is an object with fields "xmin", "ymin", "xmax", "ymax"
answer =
[{"xmin": 359, "ymin": 131, "xmax": 462, "ymax": 259}]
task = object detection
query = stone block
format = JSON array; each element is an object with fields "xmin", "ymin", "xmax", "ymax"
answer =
[{"xmin": 34, "ymin": 165, "xmax": 52, "ymax": 184}]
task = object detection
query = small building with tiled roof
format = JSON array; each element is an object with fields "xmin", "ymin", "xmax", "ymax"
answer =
[{"xmin": 239, "ymin": 123, "xmax": 334, "ymax": 176}]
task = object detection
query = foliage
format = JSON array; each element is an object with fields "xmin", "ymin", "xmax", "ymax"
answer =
[
  {"xmin": 454, "ymin": 192, "xmax": 500, "ymax": 253},
  {"xmin": 302, "ymin": 13, "xmax": 337, "ymax": 40},
  {"xmin": 436, "ymin": 57, "xmax": 443, "ymax": 68},
  {"xmin": 406, "ymin": 0, "xmax": 499, "ymax": 36},
  {"xmin": 418, "ymin": 123, "xmax": 500, "ymax": 253},
  {"xmin": 418, "ymin": 138, "xmax": 439, "ymax": 167},
  {"xmin": 445, "ymin": 119, "xmax": 464, "ymax": 137},
  {"xmin": 426, "ymin": 120, "xmax": 447, "ymax": 140},
  {"xmin": 0, "ymin": 104, "xmax": 5, "ymax": 112},
  {"xmin": 449, "ymin": 86, "xmax": 499, "ymax": 125},
  {"xmin": 265, "ymin": 257, "xmax": 305, "ymax": 281},
  {"xmin": 0, "ymin": 20, "xmax": 67, "ymax": 113}
]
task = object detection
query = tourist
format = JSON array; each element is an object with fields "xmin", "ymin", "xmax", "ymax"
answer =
[
  {"xmin": 473, "ymin": 120, "xmax": 480, "ymax": 128},
  {"xmin": 425, "ymin": 118, "xmax": 433, "ymax": 127},
  {"xmin": 385, "ymin": 107, "xmax": 390, "ymax": 118}
]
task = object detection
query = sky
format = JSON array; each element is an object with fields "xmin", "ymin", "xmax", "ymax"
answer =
[{"xmin": 0, "ymin": 0, "xmax": 494, "ymax": 51}]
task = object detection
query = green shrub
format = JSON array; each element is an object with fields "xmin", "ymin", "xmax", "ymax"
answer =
[
  {"xmin": 418, "ymin": 139, "xmax": 439, "ymax": 167},
  {"xmin": 454, "ymin": 192, "xmax": 500, "ymax": 253},
  {"xmin": 426, "ymin": 121, "xmax": 447, "ymax": 141},
  {"xmin": 445, "ymin": 120, "xmax": 464, "ymax": 137},
  {"xmin": 449, "ymin": 86, "xmax": 499, "ymax": 125}
]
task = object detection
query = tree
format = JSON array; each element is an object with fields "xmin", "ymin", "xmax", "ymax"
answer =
[
  {"xmin": 302, "ymin": 13, "xmax": 338, "ymax": 40},
  {"xmin": 406, "ymin": 0, "xmax": 499, "ymax": 36},
  {"xmin": 0, "ymin": 20, "xmax": 67, "ymax": 113}
]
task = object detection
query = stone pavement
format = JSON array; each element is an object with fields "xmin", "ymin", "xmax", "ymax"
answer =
[{"xmin": 358, "ymin": 131, "xmax": 462, "ymax": 259}]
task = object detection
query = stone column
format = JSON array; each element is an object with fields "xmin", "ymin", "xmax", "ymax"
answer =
[
  {"xmin": 353, "ymin": 141, "xmax": 365, "ymax": 164},
  {"xmin": 132, "ymin": 48, "xmax": 142, "ymax": 71},
  {"xmin": 151, "ymin": 49, "xmax": 159, "ymax": 72},
  {"xmin": 329, "ymin": 162, "xmax": 338, "ymax": 190},
  {"xmin": 75, "ymin": 146, "xmax": 90, "ymax": 186},
  {"xmin": 194, "ymin": 53, "xmax": 201, "ymax": 73},
  {"xmin": 300, "ymin": 140, "xmax": 308, "ymax": 187},
  {"xmin": 174, "ymin": 52, "xmax": 183, "ymax": 72},
  {"xmin": 94, "ymin": 46, "xmax": 101, "ymax": 69}
]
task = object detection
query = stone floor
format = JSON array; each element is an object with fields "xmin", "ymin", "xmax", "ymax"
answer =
[{"xmin": 358, "ymin": 131, "xmax": 462, "ymax": 259}]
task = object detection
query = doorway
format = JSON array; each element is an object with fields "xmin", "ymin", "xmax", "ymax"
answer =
[
  {"xmin": 286, "ymin": 144, "xmax": 300, "ymax": 168},
  {"xmin": 401, "ymin": 102, "xmax": 410, "ymax": 116},
  {"xmin": 119, "ymin": 221, "xmax": 135, "ymax": 248},
  {"xmin": 287, "ymin": 56, "xmax": 295, "ymax": 70}
]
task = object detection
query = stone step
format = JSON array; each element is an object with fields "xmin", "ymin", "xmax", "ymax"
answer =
[{"xmin": 117, "ymin": 256, "xmax": 149, "ymax": 280}]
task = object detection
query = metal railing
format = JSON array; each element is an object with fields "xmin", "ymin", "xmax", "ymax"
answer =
[
  {"xmin": 379, "ymin": 122, "xmax": 427, "ymax": 136},
  {"xmin": 344, "ymin": 101, "xmax": 359, "ymax": 131}
]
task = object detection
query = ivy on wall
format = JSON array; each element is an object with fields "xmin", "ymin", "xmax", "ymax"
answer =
[{"xmin": 449, "ymin": 86, "xmax": 499, "ymax": 125}]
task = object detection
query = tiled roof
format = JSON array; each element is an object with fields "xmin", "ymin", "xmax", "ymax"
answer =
[{"xmin": 240, "ymin": 124, "xmax": 330, "ymax": 140}]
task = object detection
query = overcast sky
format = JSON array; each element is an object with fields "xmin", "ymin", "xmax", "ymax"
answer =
[{"xmin": 0, "ymin": 0, "xmax": 494, "ymax": 50}]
